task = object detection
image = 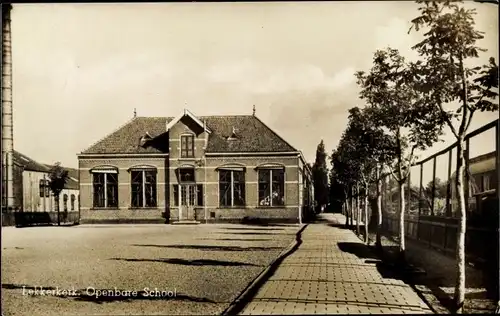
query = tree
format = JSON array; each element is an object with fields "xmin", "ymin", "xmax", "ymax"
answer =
[
  {"xmin": 356, "ymin": 47, "xmax": 446, "ymax": 262},
  {"xmin": 337, "ymin": 107, "xmax": 395, "ymax": 245},
  {"xmin": 331, "ymin": 147, "xmax": 356, "ymax": 228},
  {"xmin": 312, "ymin": 140, "xmax": 329, "ymax": 213},
  {"xmin": 423, "ymin": 178, "xmax": 449, "ymax": 216},
  {"xmin": 48, "ymin": 162, "xmax": 69, "ymax": 226},
  {"xmin": 409, "ymin": 1, "xmax": 499, "ymax": 312}
]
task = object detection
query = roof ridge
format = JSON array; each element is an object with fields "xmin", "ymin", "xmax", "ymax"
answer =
[
  {"xmin": 132, "ymin": 115, "xmax": 254, "ymax": 119},
  {"xmin": 80, "ymin": 116, "xmax": 140, "ymax": 154},
  {"xmin": 13, "ymin": 150, "xmax": 51, "ymax": 172},
  {"xmin": 199, "ymin": 115, "xmax": 254, "ymax": 117}
]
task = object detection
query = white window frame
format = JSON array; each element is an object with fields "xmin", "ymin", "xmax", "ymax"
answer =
[
  {"xmin": 91, "ymin": 167, "xmax": 118, "ymax": 208},
  {"xmin": 258, "ymin": 168, "xmax": 285, "ymax": 207},
  {"xmin": 130, "ymin": 168, "xmax": 158, "ymax": 208},
  {"xmin": 219, "ymin": 169, "xmax": 245, "ymax": 207}
]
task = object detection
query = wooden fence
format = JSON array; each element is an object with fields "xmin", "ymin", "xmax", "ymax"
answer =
[{"xmin": 382, "ymin": 209, "xmax": 497, "ymax": 266}]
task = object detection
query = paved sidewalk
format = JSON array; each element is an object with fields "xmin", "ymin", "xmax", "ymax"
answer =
[{"xmin": 240, "ymin": 213, "xmax": 433, "ymax": 314}]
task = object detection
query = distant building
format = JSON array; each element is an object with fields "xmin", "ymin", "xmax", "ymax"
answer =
[
  {"xmin": 12, "ymin": 151, "xmax": 80, "ymax": 213},
  {"xmin": 77, "ymin": 109, "xmax": 314, "ymax": 224},
  {"xmin": 451, "ymin": 150, "xmax": 498, "ymax": 217}
]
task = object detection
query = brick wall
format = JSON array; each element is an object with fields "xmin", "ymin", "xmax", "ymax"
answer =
[
  {"xmin": 78, "ymin": 156, "xmax": 169, "ymax": 223},
  {"xmin": 78, "ymin": 115, "xmax": 312, "ymax": 224}
]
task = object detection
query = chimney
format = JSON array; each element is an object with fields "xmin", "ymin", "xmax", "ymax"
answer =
[
  {"xmin": 252, "ymin": 105, "xmax": 256, "ymax": 116},
  {"xmin": 133, "ymin": 108, "xmax": 137, "ymax": 118},
  {"xmin": 2, "ymin": 4, "xmax": 14, "ymax": 210}
]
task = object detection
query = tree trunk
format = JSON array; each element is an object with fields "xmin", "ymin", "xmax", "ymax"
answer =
[
  {"xmin": 364, "ymin": 184, "xmax": 369, "ymax": 244},
  {"xmin": 454, "ymin": 140, "xmax": 467, "ymax": 314},
  {"xmin": 350, "ymin": 190, "xmax": 354, "ymax": 228},
  {"xmin": 398, "ymin": 181, "xmax": 406, "ymax": 262},
  {"xmin": 344, "ymin": 201, "xmax": 349, "ymax": 228},
  {"xmin": 55, "ymin": 194, "xmax": 60, "ymax": 226},
  {"xmin": 376, "ymin": 168, "xmax": 383, "ymax": 251},
  {"xmin": 356, "ymin": 185, "xmax": 360, "ymax": 235}
]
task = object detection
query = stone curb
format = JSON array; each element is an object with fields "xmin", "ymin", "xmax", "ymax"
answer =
[{"xmin": 221, "ymin": 224, "xmax": 309, "ymax": 315}]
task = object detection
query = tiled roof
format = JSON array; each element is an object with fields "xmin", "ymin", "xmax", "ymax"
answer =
[
  {"xmin": 81, "ymin": 115, "xmax": 297, "ymax": 154},
  {"xmin": 43, "ymin": 164, "xmax": 79, "ymax": 190},
  {"xmin": 13, "ymin": 151, "xmax": 50, "ymax": 173},
  {"xmin": 12, "ymin": 151, "xmax": 79, "ymax": 190},
  {"xmin": 80, "ymin": 117, "xmax": 171, "ymax": 154}
]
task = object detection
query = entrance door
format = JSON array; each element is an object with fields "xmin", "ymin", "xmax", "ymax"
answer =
[{"xmin": 180, "ymin": 184, "xmax": 196, "ymax": 221}]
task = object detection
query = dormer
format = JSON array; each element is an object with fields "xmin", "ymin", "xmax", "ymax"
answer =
[
  {"xmin": 227, "ymin": 127, "xmax": 239, "ymax": 141},
  {"xmin": 139, "ymin": 132, "xmax": 152, "ymax": 147}
]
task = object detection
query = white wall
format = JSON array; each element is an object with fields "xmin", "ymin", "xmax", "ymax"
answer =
[{"xmin": 22, "ymin": 170, "xmax": 79, "ymax": 212}]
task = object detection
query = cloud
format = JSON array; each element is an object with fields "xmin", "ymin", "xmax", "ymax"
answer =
[
  {"xmin": 206, "ymin": 60, "xmax": 356, "ymax": 94},
  {"xmin": 374, "ymin": 17, "xmax": 420, "ymax": 61}
]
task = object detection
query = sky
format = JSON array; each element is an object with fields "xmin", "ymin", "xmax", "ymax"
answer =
[{"xmin": 10, "ymin": 1, "xmax": 499, "ymax": 169}]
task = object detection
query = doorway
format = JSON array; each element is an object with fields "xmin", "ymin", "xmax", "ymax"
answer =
[{"xmin": 180, "ymin": 184, "xmax": 197, "ymax": 221}]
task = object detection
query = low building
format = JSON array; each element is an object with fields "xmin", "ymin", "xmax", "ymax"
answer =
[
  {"xmin": 12, "ymin": 151, "xmax": 80, "ymax": 213},
  {"xmin": 450, "ymin": 150, "xmax": 498, "ymax": 220},
  {"xmin": 77, "ymin": 109, "xmax": 314, "ymax": 224}
]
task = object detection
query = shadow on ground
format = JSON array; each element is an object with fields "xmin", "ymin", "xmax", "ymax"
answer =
[
  {"xmin": 222, "ymin": 227, "xmax": 286, "ymax": 231},
  {"xmin": 108, "ymin": 257, "xmax": 258, "ymax": 266},
  {"xmin": 337, "ymin": 242, "xmax": 403, "ymax": 280},
  {"xmin": 218, "ymin": 232, "xmax": 287, "ymax": 236},
  {"xmin": 132, "ymin": 244, "xmax": 283, "ymax": 252},
  {"xmin": 355, "ymin": 229, "xmax": 497, "ymax": 314},
  {"xmin": 197, "ymin": 238, "xmax": 275, "ymax": 242},
  {"xmin": 1, "ymin": 283, "xmax": 217, "ymax": 304}
]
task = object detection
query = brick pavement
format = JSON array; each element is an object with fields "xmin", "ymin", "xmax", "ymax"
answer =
[{"xmin": 240, "ymin": 213, "xmax": 433, "ymax": 315}]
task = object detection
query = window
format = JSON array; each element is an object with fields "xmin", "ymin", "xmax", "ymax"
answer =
[
  {"xmin": 196, "ymin": 184, "xmax": 204, "ymax": 206},
  {"xmin": 482, "ymin": 174, "xmax": 490, "ymax": 192},
  {"xmin": 258, "ymin": 169, "xmax": 285, "ymax": 207},
  {"xmin": 181, "ymin": 135, "xmax": 194, "ymax": 158},
  {"xmin": 92, "ymin": 172, "xmax": 118, "ymax": 208},
  {"xmin": 131, "ymin": 169, "xmax": 157, "ymax": 208},
  {"xmin": 179, "ymin": 168, "xmax": 195, "ymax": 182},
  {"xmin": 39, "ymin": 179, "xmax": 50, "ymax": 197},
  {"xmin": 63, "ymin": 194, "xmax": 68, "ymax": 212},
  {"xmin": 70, "ymin": 194, "xmax": 75, "ymax": 211},
  {"xmin": 173, "ymin": 185, "xmax": 179, "ymax": 206},
  {"xmin": 219, "ymin": 170, "xmax": 245, "ymax": 207}
]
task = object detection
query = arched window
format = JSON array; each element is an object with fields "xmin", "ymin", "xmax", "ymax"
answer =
[
  {"xmin": 90, "ymin": 166, "xmax": 119, "ymax": 208},
  {"xmin": 256, "ymin": 165, "xmax": 285, "ymax": 207},
  {"xmin": 63, "ymin": 194, "xmax": 68, "ymax": 212},
  {"xmin": 70, "ymin": 194, "xmax": 75, "ymax": 211},
  {"xmin": 217, "ymin": 166, "xmax": 246, "ymax": 207},
  {"xmin": 129, "ymin": 166, "xmax": 157, "ymax": 208}
]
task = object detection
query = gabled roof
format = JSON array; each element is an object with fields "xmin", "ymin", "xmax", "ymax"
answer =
[
  {"xmin": 80, "ymin": 114, "xmax": 298, "ymax": 155},
  {"xmin": 166, "ymin": 109, "xmax": 212, "ymax": 134},
  {"xmin": 12, "ymin": 151, "xmax": 79, "ymax": 190},
  {"xmin": 13, "ymin": 151, "xmax": 51, "ymax": 173},
  {"xmin": 81, "ymin": 117, "xmax": 171, "ymax": 154}
]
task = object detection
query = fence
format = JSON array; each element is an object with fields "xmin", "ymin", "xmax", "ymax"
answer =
[
  {"xmin": 378, "ymin": 119, "xmax": 499, "ymax": 267},
  {"xmin": 2, "ymin": 211, "xmax": 80, "ymax": 227}
]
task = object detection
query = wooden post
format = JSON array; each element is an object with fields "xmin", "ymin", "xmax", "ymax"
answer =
[
  {"xmin": 495, "ymin": 122, "xmax": 500, "ymax": 304},
  {"xmin": 418, "ymin": 163, "xmax": 423, "ymax": 240},
  {"xmin": 446, "ymin": 149, "xmax": 453, "ymax": 217},
  {"xmin": 431, "ymin": 156, "xmax": 437, "ymax": 216}
]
